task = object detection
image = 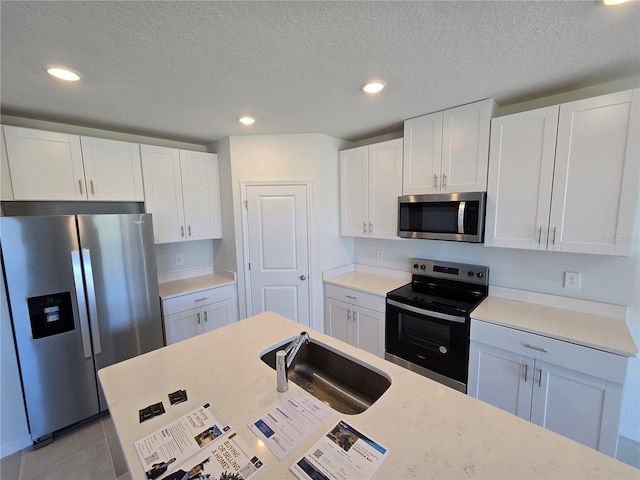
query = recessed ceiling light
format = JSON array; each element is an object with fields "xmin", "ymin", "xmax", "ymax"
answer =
[
  {"xmin": 44, "ymin": 65, "xmax": 81, "ymax": 81},
  {"xmin": 238, "ymin": 116, "xmax": 256, "ymax": 125},
  {"xmin": 361, "ymin": 80, "xmax": 386, "ymax": 94},
  {"xmin": 603, "ymin": 0, "xmax": 629, "ymax": 4}
]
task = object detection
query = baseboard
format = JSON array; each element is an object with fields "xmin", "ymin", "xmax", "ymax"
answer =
[
  {"xmin": 1, "ymin": 434, "xmax": 31, "ymax": 459},
  {"xmin": 617, "ymin": 435, "xmax": 640, "ymax": 469}
]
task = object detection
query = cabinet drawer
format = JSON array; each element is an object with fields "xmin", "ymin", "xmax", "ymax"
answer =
[
  {"xmin": 324, "ymin": 284, "xmax": 385, "ymax": 312},
  {"xmin": 162, "ymin": 284, "xmax": 235, "ymax": 315},
  {"xmin": 470, "ymin": 320, "xmax": 627, "ymax": 383}
]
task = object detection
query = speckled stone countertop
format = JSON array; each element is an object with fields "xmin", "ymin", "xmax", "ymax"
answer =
[{"xmin": 99, "ymin": 312, "xmax": 638, "ymax": 479}]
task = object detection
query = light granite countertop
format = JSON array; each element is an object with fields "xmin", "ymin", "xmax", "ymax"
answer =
[
  {"xmin": 158, "ymin": 273, "xmax": 236, "ymax": 300},
  {"xmin": 472, "ymin": 289, "xmax": 637, "ymax": 357},
  {"xmin": 99, "ymin": 312, "xmax": 638, "ymax": 479}
]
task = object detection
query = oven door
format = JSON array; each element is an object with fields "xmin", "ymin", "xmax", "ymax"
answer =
[{"xmin": 385, "ymin": 299, "xmax": 469, "ymax": 390}]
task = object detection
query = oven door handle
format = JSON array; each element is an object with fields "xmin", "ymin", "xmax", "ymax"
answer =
[{"xmin": 387, "ymin": 299, "xmax": 467, "ymax": 324}]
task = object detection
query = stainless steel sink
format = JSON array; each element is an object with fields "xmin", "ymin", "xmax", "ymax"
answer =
[{"xmin": 261, "ymin": 338, "xmax": 391, "ymax": 414}]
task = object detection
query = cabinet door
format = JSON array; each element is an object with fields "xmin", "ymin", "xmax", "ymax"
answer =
[
  {"xmin": 3, "ymin": 126, "xmax": 86, "ymax": 200},
  {"xmin": 485, "ymin": 106, "xmax": 559, "ymax": 250},
  {"xmin": 402, "ymin": 111, "xmax": 443, "ymax": 195},
  {"xmin": 468, "ymin": 341, "xmax": 534, "ymax": 420},
  {"xmin": 325, "ymin": 297, "xmax": 353, "ymax": 345},
  {"xmin": 80, "ymin": 137, "xmax": 144, "ymax": 201},
  {"xmin": 201, "ymin": 300, "xmax": 233, "ymax": 333},
  {"xmin": 353, "ymin": 306, "xmax": 385, "ymax": 357},
  {"xmin": 550, "ymin": 89, "xmax": 639, "ymax": 256},
  {"xmin": 1, "ymin": 128, "xmax": 14, "ymax": 200},
  {"xmin": 340, "ymin": 146, "xmax": 369, "ymax": 237},
  {"xmin": 441, "ymin": 99, "xmax": 495, "ymax": 193},
  {"xmin": 141, "ymin": 145, "xmax": 185, "ymax": 244},
  {"xmin": 180, "ymin": 151, "xmax": 222, "ymax": 241},
  {"xmin": 530, "ymin": 361, "xmax": 622, "ymax": 456},
  {"xmin": 164, "ymin": 308, "xmax": 200, "ymax": 345},
  {"xmin": 368, "ymin": 139, "xmax": 403, "ymax": 239}
]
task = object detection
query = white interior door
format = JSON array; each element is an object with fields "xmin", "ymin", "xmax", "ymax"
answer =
[{"xmin": 246, "ymin": 184, "xmax": 311, "ymax": 325}]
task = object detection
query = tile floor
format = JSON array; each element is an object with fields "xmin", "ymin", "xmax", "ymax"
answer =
[{"xmin": 0, "ymin": 414, "xmax": 131, "ymax": 480}]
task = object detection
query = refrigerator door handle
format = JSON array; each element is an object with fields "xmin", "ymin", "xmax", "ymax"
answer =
[
  {"xmin": 71, "ymin": 250, "xmax": 93, "ymax": 359},
  {"xmin": 81, "ymin": 248, "xmax": 102, "ymax": 355}
]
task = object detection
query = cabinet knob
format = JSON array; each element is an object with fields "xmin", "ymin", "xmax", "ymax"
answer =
[{"xmin": 300, "ymin": 275, "xmax": 306, "ymax": 281}]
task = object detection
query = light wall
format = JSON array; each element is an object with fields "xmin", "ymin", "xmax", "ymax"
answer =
[{"xmin": 219, "ymin": 133, "xmax": 353, "ymax": 331}]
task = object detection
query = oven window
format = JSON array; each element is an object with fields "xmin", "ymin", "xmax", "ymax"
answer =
[{"xmin": 398, "ymin": 312, "xmax": 451, "ymax": 352}]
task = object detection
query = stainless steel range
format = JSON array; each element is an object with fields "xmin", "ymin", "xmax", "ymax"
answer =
[{"xmin": 385, "ymin": 258, "xmax": 489, "ymax": 393}]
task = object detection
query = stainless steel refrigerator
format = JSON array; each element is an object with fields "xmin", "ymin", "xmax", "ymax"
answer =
[{"xmin": 1, "ymin": 214, "xmax": 165, "ymax": 445}]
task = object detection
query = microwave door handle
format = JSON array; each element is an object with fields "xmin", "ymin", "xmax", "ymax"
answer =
[{"xmin": 457, "ymin": 201, "xmax": 466, "ymax": 234}]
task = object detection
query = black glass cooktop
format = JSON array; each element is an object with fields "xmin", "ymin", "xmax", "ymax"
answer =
[{"xmin": 387, "ymin": 275, "xmax": 488, "ymax": 317}]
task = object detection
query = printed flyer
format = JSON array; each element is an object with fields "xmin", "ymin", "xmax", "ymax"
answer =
[
  {"xmin": 290, "ymin": 420, "xmax": 388, "ymax": 480},
  {"xmin": 135, "ymin": 402, "xmax": 264, "ymax": 480},
  {"xmin": 249, "ymin": 391, "xmax": 333, "ymax": 460}
]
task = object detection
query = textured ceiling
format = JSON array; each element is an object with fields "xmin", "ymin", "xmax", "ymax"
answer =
[{"xmin": 1, "ymin": 1, "xmax": 639, "ymax": 145}]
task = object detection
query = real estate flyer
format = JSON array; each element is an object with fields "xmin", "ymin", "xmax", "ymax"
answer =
[
  {"xmin": 248, "ymin": 391, "xmax": 333, "ymax": 460},
  {"xmin": 135, "ymin": 402, "xmax": 264, "ymax": 480},
  {"xmin": 290, "ymin": 420, "xmax": 388, "ymax": 480}
]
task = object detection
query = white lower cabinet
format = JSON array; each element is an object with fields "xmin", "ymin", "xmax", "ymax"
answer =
[
  {"xmin": 468, "ymin": 320, "xmax": 627, "ymax": 457},
  {"xmin": 162, "ymin": 284, "xmax": 238, "ymax": 345},
  {"xmin": 324, "ymin": 284, "xmax": 385, "ymax": 357}
]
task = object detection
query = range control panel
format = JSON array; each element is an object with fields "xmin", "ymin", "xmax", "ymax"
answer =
[{"xmin": 411, "ymin": 258, "xmax": 489, "ymax": 286}]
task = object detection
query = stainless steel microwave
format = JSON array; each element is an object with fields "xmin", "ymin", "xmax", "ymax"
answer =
[{"xmin": 397, "ymin": 192, "xmax": 486, "ymax": 242}]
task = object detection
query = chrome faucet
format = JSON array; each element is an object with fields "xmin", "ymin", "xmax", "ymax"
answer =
[{"xmin": 276, "ymin": 331, "xmax": 310, "ymax": 392}]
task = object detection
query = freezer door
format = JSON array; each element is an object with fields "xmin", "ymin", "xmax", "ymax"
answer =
[
  {"xmin": 77, "ymin": 214, "xmax": 164, "ymax": 410},
  {"xmin": 0, "ymin": 216, "xmax": 100, "ymax": 441}
]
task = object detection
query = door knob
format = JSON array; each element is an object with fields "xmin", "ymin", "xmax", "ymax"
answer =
[{"xmin": 300, "ymin": 275, "xmax": 306, "ymax": 280}]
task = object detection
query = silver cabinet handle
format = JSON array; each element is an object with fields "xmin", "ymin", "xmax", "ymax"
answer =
[
  {"xmin": 442, "ymin": 173, "xmax": 447, "ymax": 187},
  {"xmin": 537, "ymin": 368, "xmax": 543, "ymax": 387},
  {"xmin": 363, "ymin": 222, "xmax": 367, "ymax": 234},
  {"xmin": 197, "ymin": 312, "xmax": 201, "ymax": 324},
  {"xmin": 369, "ymin": 223, "xmax": 373, "ymax": 234},
  {"xmin": 90, "ymin": 180, "xmax": 95, "ymax": 195},
  {"xmin": 300, "ymin": 275, "xmax": 306, "ymax": 280},
  {"xmin": 81, "ymin": 248, "xmax": 102, "ymax": 355},
  {"xmin": 523, "ymin": 343, "xmax": 547, "ymax": 353},
  {"xmin": 538, "ymin": 227, "xmax": 543, "ymax": 245},
  {"xmin": 71, "ymin": 250, "xmax": 92, "ymax": 358},
  {"xmin": 523, "ymin": 363, "xmax": 528, "ymax": 382},
  {"xmin": 181, "ymin": 226, "xmax": 185, "ymax": 237},
  {"xmin": 78, "ymin": 180, "xmax": 84, "ymax": 195},
  {"xmin": 204, "ymin": 311, "xmax": 208, "ymax": 323},
  {"xmin": 347, "ymin": 310, "xmax": 351, "ymax": 321},
  {"xmin": 551, "ymin": 227, "xmax": 557, "ymax": 245},
  {"xmin": 346, "ymin": 295, "xmax": 356, "ymax": 300},
  {"xmin": 195, "ymin": 297, "xmax": 208, "ymax": 302},
  {"xmin": 433, "ymin": 174, "xmax": 438, "ymax": 188},
  {"xmin": 188, "ymin": 225, "xmax": 192, "ymax": 237}
]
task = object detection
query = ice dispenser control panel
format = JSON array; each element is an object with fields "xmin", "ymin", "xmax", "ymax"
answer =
[{"xmin": 27, "ymin": 292, "xmax": 75, "ymax": 339}]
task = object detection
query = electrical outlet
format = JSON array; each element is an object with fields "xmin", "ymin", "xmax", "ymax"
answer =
[
  {"xmin": 175, "ymin": 254, "xmax": 184, "ymax": 266},
  {"xmin": 564, "ymin": 271, "xmax": 581, "ymax": 289},
  {"xmin": 376, "ymin": 250, "xmax": 384, "ymax": 261}
]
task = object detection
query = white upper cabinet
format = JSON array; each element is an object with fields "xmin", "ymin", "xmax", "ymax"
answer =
[
  {"xmin": 141, "ymin": 145, "xmax": 222, "ymax": 244},
  {"xmin": 340, "ymin": 138, "xmax": 403, "ymax": 239},
  {"xmin": 550, "ymin": 89, "xmax": 639, "ymax": 256},
  {"xmin": 403, "ymin": 99, "xmax": 495, "ymax": 195},
  {"xmin": 486, "ymin": 89, "xmax": 639, "ymax": 256},
  {"xmin": 80, "ymin": 137, "xmax": 143, "ymax": 201},
  {"xmin": 4, "ymin": 126, "xmax": 86, "ymax": 200},
  {"xmin": 3, "ymin": 126, "xmax": 143, "ymax": 202},
  {"xmin": 1, "ymin": 128, "xmax": 14, "ymax": 200},
  {"xmin": 485, "ymin": 106, "xmax": 559, "ymax": 251}
]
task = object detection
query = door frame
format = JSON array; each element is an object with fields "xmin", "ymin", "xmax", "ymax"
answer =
[{"xmin": 240, "ymin": 180, "xmax": 315, "ymax": 324}]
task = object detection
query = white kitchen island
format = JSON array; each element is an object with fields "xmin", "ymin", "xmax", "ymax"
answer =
[{"xmin": 98, "ymin": 312, "xmax": 638, "ymax": 479}]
